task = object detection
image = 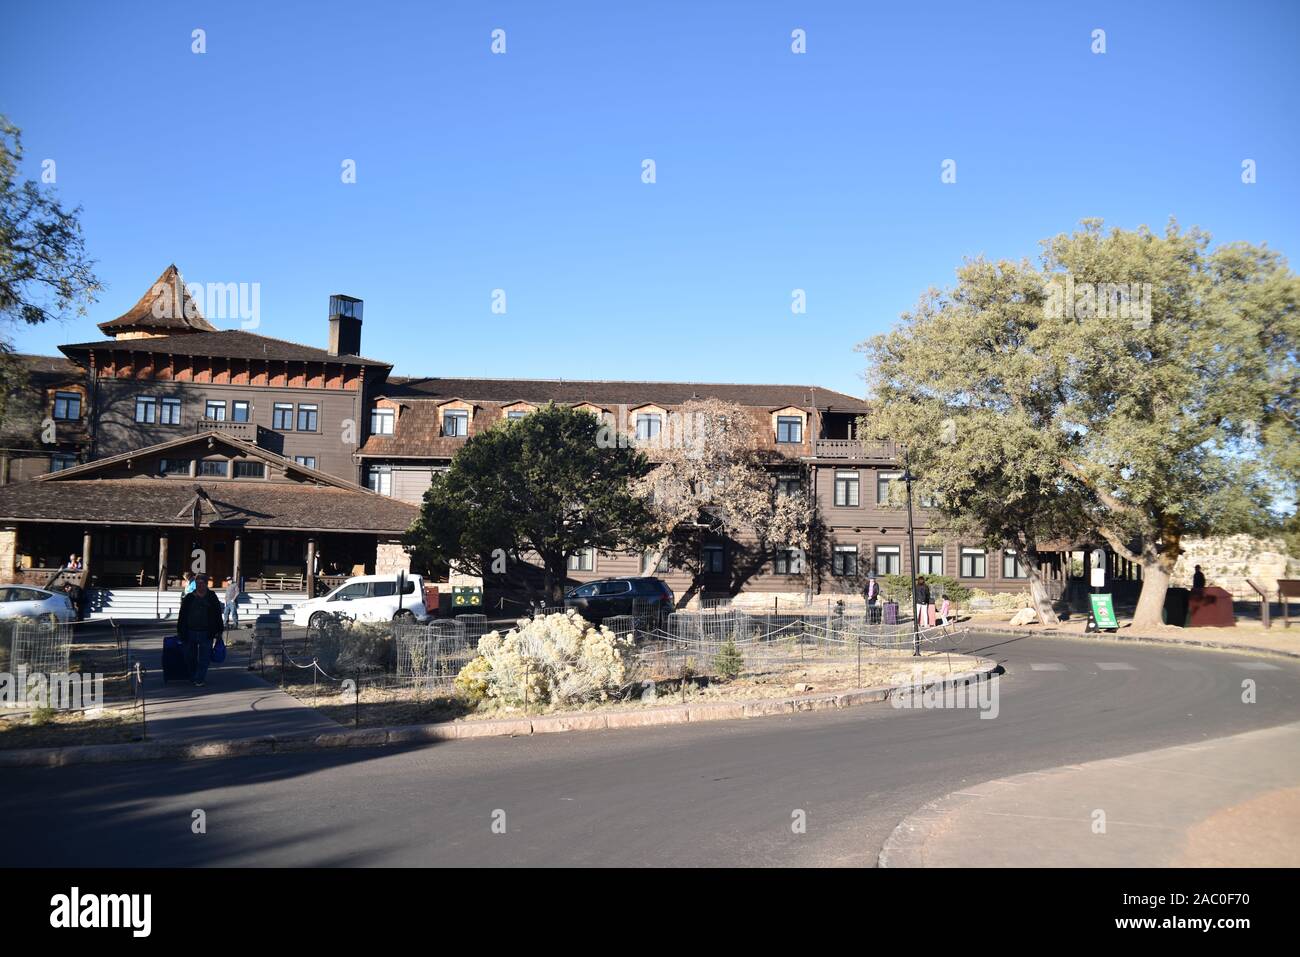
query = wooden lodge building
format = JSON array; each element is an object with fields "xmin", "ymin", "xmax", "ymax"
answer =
[{"xmin": 0, "ymin": 265, "xmax": 1127, "ymax": 609}]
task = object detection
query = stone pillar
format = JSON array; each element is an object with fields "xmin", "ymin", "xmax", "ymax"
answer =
[
  {"xmin": 306, "ymin": 537, "xmax": 317, "ymax": 598},
  {"xmin": 0, "ymin": 527, "xmax": 17, "ymax": 584}
]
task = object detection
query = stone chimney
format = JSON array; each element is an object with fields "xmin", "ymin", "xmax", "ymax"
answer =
[{"xmin": 327, "ymin": 294, "xmax": 363, "ymax": 357}]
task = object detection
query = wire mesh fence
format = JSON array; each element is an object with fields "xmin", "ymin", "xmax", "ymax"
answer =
[{"xmin": 0, "ymin": 619, "xmax": 73, "ymax": 678}]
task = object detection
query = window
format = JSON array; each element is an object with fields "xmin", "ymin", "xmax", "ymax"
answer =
[
  {"xmin": 273, "ymin": 403, "xmax": 294, "ymax": 430},
  {"xmin": 776, "ymin": 415, "xmax": 803, "ymax": 443},
  {"xmin": 567, "ymin": 548, "xmax": 595, "ymax": 572},
  {"xmin": 330, "ymin": 583, "xmax": 369, "ymax": 602},
  {"xmin": 205, "ymin": 400, "xmax": 226, "ymax": 421},
  {"xmin": 160, "ymin": 397, "xmax": 181, "ymax": 425},
  {"xmin": 367, "ymin": 466, "xmax": 392, "ymax": 496},
  {"xmin": 960, "ymin": 547, "xmax": 987, "ymax": 579},
  {"xmin": 1003, "ymin": 549, "xmax": 1029, "ymax": 579},
  {"xmin": 875, "ymin": 545, "xmax": 901, "ymax": 576},
  {"xmin": 296, "ymin": 404, "xmax": 319, "ymax": 432},
  {"xmin": 53, "ymin": 392, "xmax": 81, "ymax": 421},
  {"xmin": 702, "ymin": 545, "xmax": 724, "ymax": 574},
  {"xmin": 50, "ymin": 452, "xmax": 77, "ymax": 472},
  {"xmin": 642, "ymin": 551, "xmax": 669, "ymax": 575},
  {"xmin": 443, "ymin": 409, "xmax": 469, "ymax": 437},
  {"xmin": 834, "ymin": 470, "xmax": 860, "ymax": 507},
  {"xmin": 506, "ymin": 410, "xmax": 529, "ymax": 420},
  {"xmin": 877, "ymin": 471, "xmax": 903, "ymax": 505},
  {"xmin": 918, "ymin": 548, "xmax": 944, "ymax": 576},
  {"xmin": 371, "ymin": 407, "xmax": 395, "ymax": 435},
  {"xmin": 293, "ymin": 455, "xmax": 317, "ymax": 470},
  {"xmin": 635, "ymin": 413, "xmax": 662, "ymax": 441},
  {"xmin": 160, "ymin": 458, "xmax": 192, "ymax": 476},
  {"xmin": 773, "ymin": 548, "xmax": 802, "ymax": 575},
  {"xmin": 134, "ymin": 396, "xmax": 156, "ymax": 424},
  {"xmin": 232, "ymin": 401, "xmax": 250, "ymax": 423},
  {"xmin": 372, "ymin": 580, "xmax": 417, "ymax": 598},
  {"xmin": 832, "ymin": 545, "xmax": 859, "ymax": 577},
  {"xmin": 234, "ymin": 461, "xmax": 266, "ymax": 479},
  {"xmin": 198, "ymin": 460, "xmax": 228, "ymax": 477},
  {"xmin": 777, "ymin": 475, "xmax": 802, "ymax": 497}
]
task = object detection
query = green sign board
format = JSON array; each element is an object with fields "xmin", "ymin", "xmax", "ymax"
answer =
[
  {"xmin": 452, "ymin": 586, "xmax": 482, "ymax": 608},
  {"xmin": 1089, "ymin": 593, "xmax": 1119, "ymax": 630}
]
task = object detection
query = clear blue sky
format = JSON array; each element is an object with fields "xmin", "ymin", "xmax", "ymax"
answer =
[{"xmin": 2, "ymin": 0, "xmax": 1297, "ymax": 396}]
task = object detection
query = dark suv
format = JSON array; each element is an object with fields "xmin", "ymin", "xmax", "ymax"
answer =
[{"xmin": 564, "ymin": 577, "xmax": 674, "ymax": 624}]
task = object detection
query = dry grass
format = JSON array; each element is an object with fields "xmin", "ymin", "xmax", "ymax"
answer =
[{"xmin": 0, "ymin": 706, "xmax": 140, "ymax": 750}]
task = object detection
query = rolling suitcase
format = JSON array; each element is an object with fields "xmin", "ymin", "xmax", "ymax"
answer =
[{"xmin": 162, "ymin": 636, "xmax": 191, "ymax": 682}]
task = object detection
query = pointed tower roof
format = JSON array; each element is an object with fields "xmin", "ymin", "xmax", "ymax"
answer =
[{"xmin": 97, "ymin": 264, "xmax": 218, "ymax": 338}]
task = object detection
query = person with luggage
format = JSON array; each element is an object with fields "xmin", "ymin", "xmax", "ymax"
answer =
[{"xmin": 178, "ymin": 574, "xmax": 223, "ymax": 687}]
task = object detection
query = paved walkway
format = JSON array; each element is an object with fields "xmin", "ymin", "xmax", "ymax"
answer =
[
  {"xmin": 881, "ymin": 720, "xmax": 1300, "ymax": 867},
  {"xmin": 136, "ymin": 632, "xmax": 339, "ymax": 742}
]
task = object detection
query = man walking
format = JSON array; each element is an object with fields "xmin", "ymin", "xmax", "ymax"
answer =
[
  {"xmin": 178, "ymin": 574, "xmax": 223, "ymax": 688},
  {"xmin": 223, "ymin": 577, "xmax": 241, "ymax": 629}
]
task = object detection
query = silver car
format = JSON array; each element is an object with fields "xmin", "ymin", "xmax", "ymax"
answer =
[{"xmin": 0, "ymin": 585, "xmax": 76, "ymax": 623}]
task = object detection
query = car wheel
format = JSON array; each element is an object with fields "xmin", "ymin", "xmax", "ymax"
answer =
[
  {"xmin": 308, "ymin": 611, "xmax": 331, "ymax": 630},
  {"xmin": 392, "ymin": 610, "xmax": 414, "ymax": 622}
]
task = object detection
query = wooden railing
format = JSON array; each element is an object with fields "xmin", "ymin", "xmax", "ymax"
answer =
[{"xmin": 812, "ymin": 439, "xmax": 897, "ymax": 461}]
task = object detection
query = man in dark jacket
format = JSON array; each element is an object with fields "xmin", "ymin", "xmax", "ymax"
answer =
[
  {"xmin": 178, "ymin": 574, "xmax": 224, "ymax": 687},
  {"xmin": 914, "ymin": 576, "xmax": 931, "ymax": 629}
]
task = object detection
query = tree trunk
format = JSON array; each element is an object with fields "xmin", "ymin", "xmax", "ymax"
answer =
[
  {"xmin": 676, "ymin": 576, "xmax": 705, "ymax": 610},
  {"xmin": 1132, "ymin": 557, "xmax": 1172, "ymax": 628},
  {"xmin": 1026, "ymin": 565, "xmax": 1059, "ymax": 625}
]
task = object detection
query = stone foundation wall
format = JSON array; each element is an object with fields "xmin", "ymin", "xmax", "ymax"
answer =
[
  {"xmin": 374, "ymin": 541, "xmax": 411, "ymax": 576},
  {"xmin": 1172, "ymin": 535, "xmax": 1298, "ymax": 597},
  {"xmin": 0, "ymin": 527, "xmax": 16, "ymax": 585}
]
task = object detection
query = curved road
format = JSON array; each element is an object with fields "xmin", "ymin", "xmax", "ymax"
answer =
[{"xmin": 7, "ymin": 633, "xmax": 1300, "ymax": 866}]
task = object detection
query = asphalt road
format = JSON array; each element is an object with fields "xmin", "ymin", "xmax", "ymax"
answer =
[{"xmin": 8, "ymin": 633, "xmax": 1300, "ymax": 866}]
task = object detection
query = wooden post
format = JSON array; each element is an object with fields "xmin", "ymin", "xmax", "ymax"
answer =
[
  {"xmin": 232, "ymin": 533, "xmax": 243, "ymax": 586},
  {"xmin": 306, "ymin": 537, "xmax": 317, "ymax": 598},
  {"xmin": 81, "ymin": 528, "xmax": 92, "ymax": 579},
  {"xmin": 158, "ymin": 534, "xmax": 169, "ymax": 588}
]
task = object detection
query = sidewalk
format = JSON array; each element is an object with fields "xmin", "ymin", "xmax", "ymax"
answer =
[
  {"xmin": 965, "ymin": 613, "xmax": 1300, "ymax": 658},
  {"xmin": 880, "ymin": 721, "xmax": 1300, "ymax": 867},
  {"xmin": 136, "ymin": 633, "xmax": 339, "ymax": 742}
]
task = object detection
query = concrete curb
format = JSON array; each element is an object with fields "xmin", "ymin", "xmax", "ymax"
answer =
[
  {"xmin": 966, "ymin": 624, "xmax": 1300, "ymax": 661},
  {"xmin": 0, "ymin": 658, "xmax": 999, "ymax": 769}
]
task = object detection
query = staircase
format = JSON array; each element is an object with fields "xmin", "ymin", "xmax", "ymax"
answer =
[{"xmin": 85, "ymin": 588, "xmax": 306, "ymax": 623}]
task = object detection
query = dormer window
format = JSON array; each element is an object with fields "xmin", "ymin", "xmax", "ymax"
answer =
[
  {"xmin": 371, "ymin": 407, "xmax": 395, "ymax": 435},
  {"xmin": 53, "ymin": 392, "xmax": 81, "ymax": 421},
  {"xmin": 635, "ymin": 413, "xmax": 661, "ymax": 441},
  {"xmin": 776, "ymin": 415, "xmax": 803, "ymax": 443},
  {"xmin": 443, "ymin": 409, "xmax": 469, "ymax": 437}
]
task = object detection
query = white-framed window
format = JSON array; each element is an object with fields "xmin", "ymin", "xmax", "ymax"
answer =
[
  {"xmin": 293, "ymin": 455, "xmax": 317, "ymax": 470},
  {"xmin": 134, "ymin": 396, "xmax": 157, "ymax": 424},
  {"xmin": 875, "ymin": 545, "xmax": 901, "ymax": 576},
  {"xmin": 234, "ymin": 461, "xmax": 266, "ymax": 479},
  {"xmin": 232, "ymin": 400, "xmax": 251, "ymax": 423},
  {"xmin": 568, "ymin": 548, "xmax": 595, "ymax": 572},
  {"xmin": 296, "ymin": 404, "xmax": 319, "ymax": 432},
  {"xmin": 832, "ymin": 545, "xmax": 859, "ymax": 577},
  {"xmin": 777, "ymin": 474, "xmax": 802, "ymax": 497},
  {"xmin": 1003, "ymin": 549, "xmax": 1029, "ymax": 579},
  {"xmin": 918, "ymin": 548, "xmax": 944, "ymax": 576},
  {"xmin": 273, "ymin": 403, "xmax": 294, "ymax": 430},
  {"xmin": 642, "ymin": 550, "xmax": 669, "ymax": 575},
  {"xmin": 960, "ymin": 547, "xmax": 986, "ymax": 579},
  {"xmin": 506, "ymin": 410, "xmax": 529, "ymax": 421},
  {"xmin": 636, "ymin": 413, "xmax": 662, "ymax": 441},
  {"xmin": 877, "ymin": 471, "xmax": 903, "ymax": 504},
  {"xmin": 371, "ymin": 407, "xmax": 395, "ymax": 435},
  {"xmin": 205, "ymin": 400, "xmax": 226, "ymax": 421},
  {"xmin": 776, "ymin": 415, "xmax": 803, "ymax": 443},
  {"xmin": 160, "ymin": 397, "xmax": 181, "ymax": 425},
  {"xmin": 702, "ymin": 545, "xmax": 724, "ymax": 574},
  {"xmin": 443, "ymin": 409, "xmax": 469, "ymax": 437},
  {"xmin": 50, "ymin": 452, "xmax": 77, "ymax": 472},
  {"xmin": 367, "ymin": 466, "xmax": 392, "ymax": 495},
  {"xmin": 834, "ymin": 470, "xmax": 860, "ymax": 507},
  {"xmin": 53, "ymin": 392, "xmax": 81, "ymax": 421}
]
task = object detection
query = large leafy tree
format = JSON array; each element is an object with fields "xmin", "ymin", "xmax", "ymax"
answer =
[
  {"xmin": 863, "ymin": 220, "xmax": 1296, "ymax": 628},
  {"xmin": 404, "ymin": 404, "xmax": 659, "ymax": 602},
  {"xmin": 636, "ymin": 398, "xmax": 815, "ymax": 607},
  {"xmin": 0, "ymin": 116, "xmax": 100, "ymax": 410}
]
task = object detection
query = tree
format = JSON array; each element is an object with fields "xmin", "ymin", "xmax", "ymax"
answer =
[
  {"xmin": 403, "ymin": 404, "xmax": 660, "ymax": 602},
  {"xmin": 0, "ymin": 116, "xmax": 100, "ymax": 408},
  {"xmin": 635, "ymin": 398, "xmax": 814, "ymax": 608},
  {"xmin": 862, "ymin": 220, "xmax": 1296, "ymax": 628}
]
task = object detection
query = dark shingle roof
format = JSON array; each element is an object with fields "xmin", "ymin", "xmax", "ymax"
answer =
[
  {"xmin": 383, "ymin": 377, "xmax": 868, "ymax": 411},
  {"xmin": 97, "ymin": 264, "xmax": 218, "ymax": 336},
  {"xmin": 0, "ymin": 478, "xmax": 416, "ymax": 534},
  {"xmin": 61, "ymin": 329, "xmax": 391, "ymax": 369}
]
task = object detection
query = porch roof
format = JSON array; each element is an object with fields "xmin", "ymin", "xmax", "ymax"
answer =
[{"xmin": 0, "ymin": 478, "xmax": 417, "ymax": 535}]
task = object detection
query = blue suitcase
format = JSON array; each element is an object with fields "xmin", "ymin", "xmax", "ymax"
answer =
[{"xmin": 162, "ymin": 636, "xmax": 191, "ymax": 682}]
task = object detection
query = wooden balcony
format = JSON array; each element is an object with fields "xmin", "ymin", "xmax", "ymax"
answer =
[
  {"xmin": 196, "ymin": 418, "xmax": 257, "ymax": 441},
  {"xmin": 812, "ymin": 439, "xmax": 897, "ymax": 462}
]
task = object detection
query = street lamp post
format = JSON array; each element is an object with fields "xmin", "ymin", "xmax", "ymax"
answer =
[{"xmin": 903, "ymin": 447, "xmax": 920, "ymax": 656}]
